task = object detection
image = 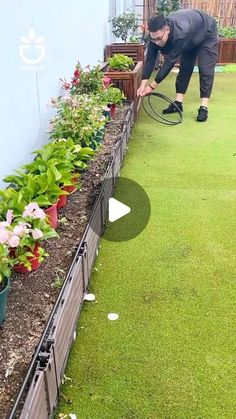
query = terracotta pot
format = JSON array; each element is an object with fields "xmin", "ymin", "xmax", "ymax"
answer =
[
  {"xmin": 44, "ymin": 201, "xmax": 58, "ymax": 229},
  {"xmin": 13, "ymin": 243, "xmax": 41, "ymax": 274}
]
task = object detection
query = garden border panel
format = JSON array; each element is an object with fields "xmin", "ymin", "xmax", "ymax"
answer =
[
  {"xmin": 83, "ymin": 200, "xmax": 103, "ymax": 279},
  {"xmin": 42, "ymin": 350, "xmax": 58, "ymax": 415},
  {"xmin": 46, "ymin": 256, "xmax": 84, "ymax": 383},
  {"xmin": 20, "ymin": 370, "xmax": 49, "ymax": 419},
  {"xmin": 10, "ymin": 100, "xmax": 134, "ymax": 419}
]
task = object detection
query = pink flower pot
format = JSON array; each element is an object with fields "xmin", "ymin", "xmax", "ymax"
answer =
[
  {"xmin": 57, "ymin": 194, "xmax": 67, "ymax": 209},
  {"xmin": 44, "ymin": 202, "xmax": 58, "ymax": 229},
  {"xmin": 13, "ymin": 243, "xmax": 41, "ymax": 274},
  {"xmin": 110, "ymin": 104, "xmax": 116, "ymax": 118},
  {"xmin": 63, "ymin": 175, "xmax": 78, "ymax": 194}
]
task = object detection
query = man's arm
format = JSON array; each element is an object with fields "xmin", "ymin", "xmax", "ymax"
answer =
[
  {"xmin": 142, "ymin": 41, "xmax": 159, "ymax": 80},
  {"xmin": 137, "ymin": 42, "xmax": 159, "ymax": 96},
  {"xmin": 155, "ymin": 40, "xmax": 187, "ymax": 84}
]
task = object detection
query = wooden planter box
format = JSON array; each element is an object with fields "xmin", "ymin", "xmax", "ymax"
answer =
[
  {"xmin": 218, "ymin": 38, "xmax": 236, "ymax": 64},
  {"xmin": 105, "ymin": 43, "xmax": 145, "ymax": 62},
  {"xmin": 100, "ymin": 61, "xmax": 143, "ymax": 119}
]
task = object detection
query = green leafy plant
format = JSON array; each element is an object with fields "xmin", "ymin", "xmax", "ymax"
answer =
[
  {"xmin": 218, "ymin": 26, "xmax": 236, "ymax": 38},
  {"xmin": 104, "ymin": 86, "xmax": 125, "ymax": 105},
  {"xmin": 51, "ymin": 275, "xmax": 64, "ymax": 289},
  {"xmin": 107, "ymin": 54, "xmax": 134, "ymax": 71},
  {"xmin": 156, "ymin": 0, "xmax": 181, "ymax": 16},
  {"xmin": 109, "ymin": 11, "xmax": 139, "ymax": 43},
  {"xmin": 0, "ymin": 244, "xmax": 15, "ymax": 284},
  {"xmin": 3, "ymin": 168, "xmax": 65, "ymax": 208}
]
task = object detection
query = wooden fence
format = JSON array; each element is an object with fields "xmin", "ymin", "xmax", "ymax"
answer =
[{"xmin": 181, "ymin": 0, "xmax": 236, "ymax": 27}]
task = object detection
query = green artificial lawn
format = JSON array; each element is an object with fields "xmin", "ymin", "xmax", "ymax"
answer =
[
  {"xmin": 193, "ymin": 64, "xmax": 236, "ymax": 73},
  {"xmin": 57, "ymin": 73, "xmax": 236, "ymax": 419}
]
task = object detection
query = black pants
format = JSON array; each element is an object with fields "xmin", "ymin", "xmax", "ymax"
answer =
[{"xmin": 175, "ymin": 22, "xmax": 218, "ymax": 98}]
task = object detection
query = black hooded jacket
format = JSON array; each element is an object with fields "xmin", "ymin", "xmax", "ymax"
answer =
[{"xmin": 142, "ymin": 9, "xmax": 217, "ymax": 84}]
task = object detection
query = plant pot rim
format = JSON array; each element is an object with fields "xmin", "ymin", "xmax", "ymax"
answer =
[
  {"xmin": 0, "ymin": 277, "xmax": 10, "ymax": 294},
  {"xmin": 100, "ymin": 60, "xmax": 142, "ymax": 73}
]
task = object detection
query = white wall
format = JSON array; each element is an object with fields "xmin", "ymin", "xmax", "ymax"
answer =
[{"xmin": 0, "ymin": 0, "xmax": 110, "ymax": 187}]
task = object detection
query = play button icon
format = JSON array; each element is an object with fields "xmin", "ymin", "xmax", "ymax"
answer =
[
  {"xmin": 88, "ymin": 177, "xmax": 151, "ymax": 242},
  {"xmin": 108, "ymin": 198, "xmax": 131, "ymax": 222}
]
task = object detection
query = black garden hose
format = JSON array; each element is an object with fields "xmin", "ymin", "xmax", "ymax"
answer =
[{"xmin": 142, "ymin": 92, "xmax": 183, "ymax": 125}]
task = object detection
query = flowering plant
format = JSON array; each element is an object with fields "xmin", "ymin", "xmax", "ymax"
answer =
[
  {"xmin": 49, "ymin": 94, "xmax": 107, "ymax": 148},
  {"xmin": 60, "ymin": 63, "xmax": 111, "ymax": 96},
  {"xmin": 0, "ymin": 203, "xmax": 58, "ymax": 271}
]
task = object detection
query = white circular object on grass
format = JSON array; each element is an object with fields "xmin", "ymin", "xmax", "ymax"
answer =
[
  {"xmin": 84, "ymin": 293, "xmax": 96, "ymax": 301},
  {"xmin": 108, "ymin": 313, "xmax": 119, "ymax": 321}
]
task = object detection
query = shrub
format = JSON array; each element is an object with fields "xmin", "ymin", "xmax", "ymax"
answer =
[{"xmin": 109, "ymin": 11, "xmax": 139, "ymax": 43}]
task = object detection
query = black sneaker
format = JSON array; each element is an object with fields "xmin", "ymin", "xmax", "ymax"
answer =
[
  {"xmin": 197, "ymin": 106, "xmax": 208, "ymax": 122},
  {"xmin": 163, "ymin": 100, "xmax": 183, "ymax": 114}
]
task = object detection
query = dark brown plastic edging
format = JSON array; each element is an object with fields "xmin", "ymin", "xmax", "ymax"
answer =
[{"xmin": 9, "ymin": 100, "xmax": 134, "ymax": 419}]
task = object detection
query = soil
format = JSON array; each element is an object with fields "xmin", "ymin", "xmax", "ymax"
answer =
[{"xmin": 0, "ymin": 104, "xmax": 130, "ymax": 419}]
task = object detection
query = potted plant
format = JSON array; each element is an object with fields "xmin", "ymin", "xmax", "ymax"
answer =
[
  {"xmin": 0, "ymin": 204, "xmax": 58, "ymax": 273},
  {"xmin": 107, "ymin": 53, "xmax": 135, "ymax": 71},
  {"xmin": 106, "ymin": 10, "xmax": 145, "ymax": 62},
  {"xmin": 33, "ymin": 138, "xmax": 94, "ymax": 195},
  {"xmin": 3, "ymin": 169, "xmax": 65, "ymax": 229},
  {"xmin": 156, "ymin": 0, "xmax": 181, "ymax": 16},
  {"xmin": 100, "ymin": 54, "xmax": 143, "ymax": 119},
  {"xmin": 0, "ymin": 244, "xmax": 14, "ymax": 325},
  {"xmin": 104, "ymin": 86, "xmax": 125, "ymax": 118},
  {"xmin": 217, "ymin": 26, "xmax": 236, "ymax": 64}
]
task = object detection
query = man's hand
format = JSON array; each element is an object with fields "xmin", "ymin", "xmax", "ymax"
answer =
[{"xmin": 137, "ymin": 81, "xmax": 158, "ymax": 97}]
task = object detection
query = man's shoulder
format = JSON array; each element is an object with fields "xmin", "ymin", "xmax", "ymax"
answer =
[{"xmin": 168, "ymin": 8, "xmax": 210, "ymax": 21}]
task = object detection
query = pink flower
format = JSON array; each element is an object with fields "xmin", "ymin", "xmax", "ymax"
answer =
[
  {"xmin": 6, "ymin": 210, "xmax": 13, "ymax": 225},
  {"xmin": 0, "ymin": 221, "xmax": 10, "ymax": 228},
  {"xmin": 23, "ymin": 203, "xmax": 46, "ymax": 219},
  {"xmin": 13, "ymin": 222, "xmax": 28, "ymax": 237},
  {"xmin": 8, "ymin": 235, "xmax": 20, "ymax": 248},
  {"xmin": 32, "ymin": 228, "xmax": 44, "ymax": 240},
  {"xmin": 72, "ymin": 77, "xmax": 80, "ymax": 86},
  {"xmin": 0, "ymin": 229, "xmax": 9, "ymax": 244},
  {"xmin": 103, "ymin": 76, "xmax": 111, "ymax": 87},
  {"xmin": 60, "ymin": 78, "xmax": 71, "ymax": 90},
  {"xmin": 74, "ymin": 69, "xmax": 81, "ymax": 78}
]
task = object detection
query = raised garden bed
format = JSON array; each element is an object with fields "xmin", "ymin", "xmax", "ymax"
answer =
[
  {"xmin": 100, "ymin": 61, "xmax": 143, "ymax": 120},
  {"xmin": 105, "ymin": 43, "xmax": 145, "ymax": 62},
  {"xmin": 218, "ymin": 38, "xmax": 236, "ymax": 63},
  {"xmin": 0, "ymin": 101, "xmax": 134, "ymax": 419}
]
